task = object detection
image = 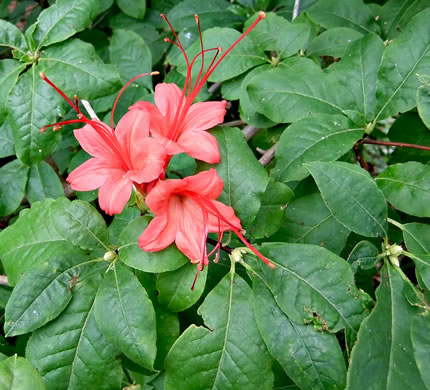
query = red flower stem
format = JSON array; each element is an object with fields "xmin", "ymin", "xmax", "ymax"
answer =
[{"xmin": 358, "ymin": 139, "xmax": 430, "ymax": 151}]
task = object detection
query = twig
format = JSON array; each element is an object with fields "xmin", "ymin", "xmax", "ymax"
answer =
[
  {"xmin": 206, "ymin": 237, "xmax": 233, "ymax": 254},
  {"xmin": 242, "ymin": 125, "xmax": 261, "ymax": 141},
  {"xmin": 0, "ymin": 276, "xmax": 8, "ymax": 286},
  {"xmin": 353, "ymin": 143, "xmax": 370, "ymax": 171},
  {"xmin": 259, "ymin": 142, "xmax": 279, "ymax": 166},
  {"xmin": 81, "ymin": 99, "xmax": 99, "ymax": 120},
  {"xmin": 358, "ymin": 139, "xmax": 430, "ymax": 151},
  {"xmin": 256, "ymin": 147, "xmax": 266, "ymax": 154},
  {"xmin": 292, "ymin": 0, "xmax": 301, "ymax": 20},
  {"xmin": 221, "ymin": 119, "xmax": 245, "ymax": 127},
  {"xmin": 208, "ymin": 82, "xmax": 221, "ymax": 94}
]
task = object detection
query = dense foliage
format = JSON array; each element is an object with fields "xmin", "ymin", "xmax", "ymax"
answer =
[{"xmin": 1, "ymin": 0, "xmax": 430, "ymax": 389}]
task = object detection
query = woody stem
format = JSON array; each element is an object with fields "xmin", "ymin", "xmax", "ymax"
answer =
[
  {"xmin": 357, "ymin": 139, "xmax": 430, "ymax": 151},
  {"xmin": 206, "ymin": 237, "xmax": 233, "ymax": 254}
]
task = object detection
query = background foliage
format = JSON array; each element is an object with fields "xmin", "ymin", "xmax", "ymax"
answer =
[{"xmin": 1, "ymin": 0, "xmax": 430, "ymax": 389}]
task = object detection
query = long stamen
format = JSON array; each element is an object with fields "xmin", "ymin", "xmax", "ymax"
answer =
[
  {"xmin": 193, "ymin": 14, "xmax": 205, "ymax": 93},
  {"xmin": 111, "ymin": 71, "xmax": 159, "ymax": 130},
  {"xmin": 41, "ymin": 118, "xmax": 87, "ymax": 133}
]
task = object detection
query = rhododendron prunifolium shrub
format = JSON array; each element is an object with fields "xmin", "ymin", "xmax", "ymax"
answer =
[{"xmin": 0, "ymin": 1, "xmax": 430, "ymax": 390}]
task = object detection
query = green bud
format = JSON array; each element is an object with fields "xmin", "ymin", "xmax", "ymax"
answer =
[{"xmin": 103, "ymin": 250, "xmax": 117, "ymax": 262}]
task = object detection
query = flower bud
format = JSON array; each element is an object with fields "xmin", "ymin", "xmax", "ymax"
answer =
[{"xmin": 103, "ymin": 250, "xmax": 117, "ymax": 262}]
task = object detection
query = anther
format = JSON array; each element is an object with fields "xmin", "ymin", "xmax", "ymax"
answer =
[
  {"xmin": 150, "ymin": 71, "xmax": 160, "ymax": 76},
  {"xmin": 194, "ymin": 14, "xmax": 199, "ymax": 24},
  {"xmin": 39, "ymin": 72, "xmax": 46, "ymax": 80},
  {"xmin": 53, "ymin": 126, "xmax": 62, "ymax": 131},
  {"xmin": 259, "ymin": 11, "xmax": 266, "ymax": 19}
]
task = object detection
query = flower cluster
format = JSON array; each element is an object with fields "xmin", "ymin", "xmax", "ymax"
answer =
[{"xmin": 40, "ymin": 12, "xmax": 273, "ymax": 282}]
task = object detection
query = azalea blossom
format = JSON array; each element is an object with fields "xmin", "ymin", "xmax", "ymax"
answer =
[
  {"xmin": 130, "ymin": 12, "xmax": 266, "ymax": 163},
  {"xmin": 138, "ymin": 169, "xmax": 274, "ymax": 285},
  {"xmin": 40, "ymin": 72, "xmax": 166, "ymax": 215}
]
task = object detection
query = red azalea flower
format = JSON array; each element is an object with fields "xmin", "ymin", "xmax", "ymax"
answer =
[
  {"xmin": 138, "ymin": 169, "xmax": 274, "ymax": 286},
  {"xmin": 40, "ymin": 73, "xmax": 166, "ymax": 215},
  {"xmin": 130, "ymin": 12, "xmax": 266, "ymax": 163}
]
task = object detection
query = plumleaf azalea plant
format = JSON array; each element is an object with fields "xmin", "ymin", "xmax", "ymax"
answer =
[{"xmin": 1, "ymin": 0, "xmax": 430, "ymax": 389}]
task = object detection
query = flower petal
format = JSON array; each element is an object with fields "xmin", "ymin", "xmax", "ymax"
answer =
[
  {"xmin": 183, "ymin": 100, "xmax": 226, "ymax": 132},
  {"xmin": 177, "ymin": 130, "xmax": 220, "ymax": 163},
  {"xmin": 138, "ymin": 215, "xmax": 177, "ymax": 252},
  {"xmin": 153, "ymin": 83, "xmax": 183, "ymax": 122},
  {"xmin": 98, "ymin": 170, "xmax": 133, "ymax": 215},
  {"xmin": 129, "ymin": 100, "xmax": 165, "ymax": 135},
  {"xmin": 182, "ymin": 169, "xmax": 224, "ymax": 199},
  {"xmin": 206, "ymin": 200, "xmax": 242, "ymax": 232},
  {"xmin": 115, "ymin": 109, "xmax": 150, "ymax": 157},
  {"xmin": 151, "ymin": 131, "xmax": 185, "ymax": 156},
  {"xmin": 145, "ymin": 179, "xmax": 184, "ymax": 216},
  {"xmin": 73, "ymin": 122, "xmax": 115, "ymax": 159},
  {"xmin": 67, "ymin": 158, "xmax": 112, "ymax": 191}
]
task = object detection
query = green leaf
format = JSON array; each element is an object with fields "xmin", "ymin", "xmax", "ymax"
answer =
[
  {"xmin": 199, "ymin": 127, "xmax": 268, "ymax": 228},
  {"xmin": 27, "ymin": 274, "xmax": 123, "ymax": 390},
  {"xmin": 306, "ymin": 0, "xmax": 379, "ymax": 34},
  {"xmin": 347, "ymin": 240, "xmax": 380, "ymax": 273},
  {"xmin": 376, "ymin": 162, "xmax": 430, "ymax": 217},
  {"xmin": 247, "ymin": 66, "xmax": 358, "ymax": 124},
  {"xmin": 118, "ymin": 216, "xmax": 188, "ymax": 273},
  {"xmin": 50, "ymin": 197, "xmax": 109, "ymax": 252},
  {"xmin": 174, "ymin": 27, "xmax": 266, "ymax": 82},
  {"xmin": 0, "ymin": 159, "xmax": 28, "ymax": 217},
  {"xmin": 328, "ymin": 32, "xmax": 383, "ymax": 121},
  {"xmin": 165, "ymin": 272, "xmax": 273, "ymax": 390},
  {"xmin": 0, "ymin": 20, "xmax": 27, "ymax": 53},
  {"xmin": 273, "ymin": 114, "xmax": 363, "ymax": 183},
  {"xmin": 379, "ymin": 0, "xmax": 429, "ymax": 39},
  {"xmin": 154, "ymin": 307, "xmax": 179, "ymax": 370},
  {"xmin": 116, "ymin": 0, "xmax": 146, "ymax": 19},
  {"xmin": 39, "ymin": 39, "xmax": 121, "ymax": 100},
  {"xmin": 248, "ymin": 181, "xmax": 294, "ymax": 240},
  {"xmin": 8, "ymin": 65, "xmax": 63, "ymax": 165},
  {"xmin": 0, "ymin": 199, "xmax": 85, "ymax": 286},
  {"xmin": 346, "ymin": 264, "xmax": 427, "ymax": 390},
  {"xmin": 0, "ymin": 118, "xmax": 15, "ymax": 158},
  {"xmin": 32, "ymin": 0, "xmax": 101, "ymax": 49},
  {"xmin": 411, "ymin": 312, "xmax": 430, "ymax": 389},
  {"xmin": 253, "ymin": 279, "xmax": 347, "ymax": 390},
  {"xmin": 94, "ymin": 263, "xmax": 157, "ymax": 369},
  {"xmin": 26, "ymin": 161, "xmax": 64, "ymax": 204},
  {"xmin": 4, "ymin": 255, "xmax": 104, "ymax": 337},
  {"xmin": 108, "ymin": 206, "xmax": 140, "ymax": 245},
  {"xmin": 109, "ymin": 29, "xmax": 152, "ymax": 90},
  {"xmin": 307, "ymin": 27, "xmax": 363, "ymax": 58},
  {"xmin": 0, "ymin": 355, "xmax": 45, "ymax": 390},
  {"xmin": 375, "ymin": 8, "xmax": 430, "ymax": 120},
  {"xmin": 156, "ymin": 262, "xmax": 207, "ymax": 312},
  {"xmin": 401, "ymin": 222, "xmax": 430, "ymax": 290},
  {"xmin": 166, "ymin": 0, "xmax": 243, "ymax": 31},
  {"xmin": 247, "ymin": 243, "xmax": 368, "ymax": 333},
  {"xmin": 0, "ymin": 60, "xmax": 26, "ymax": 122},
  {"xmin": 417, "ymin": 82, "xmax": 430, "ymax": 128},
  {"xmin": 306, "ymin": 161, "xmax": 387, "ymax": 237},
  {"xmin": 272, "ymin": 192, "xmax": 350, "ymax": 255},
  {"xmin": 277, "ymin": 23, "xmax": 313, "ymax": 58}
]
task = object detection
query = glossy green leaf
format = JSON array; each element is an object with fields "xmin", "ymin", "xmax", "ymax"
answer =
[
  {"xmin": 32, "ymin": 0, "xmax": 101, "ymax": 49},
  {"xmin": 417, "ymin": 82, "xmax": 430, "ymax": 129},
  {"xmin": 26, "ymin": 161, "xmax": 64, "ymax": 204},
  {"xmin": 118, "ymin": 216, "xmax": 188, "ymax": 273},
  {"xmin": 109, "ymin": 29, "xmax": 152, "ymax": 90},
  {"xmin": 332, "ymin": 33, "xmax": 385, "ymax": 121},
  {"xmin": 273, "ymin": 114, "xmax": 363, "ymax": 183},
  {"xmin": 307, "ymin": 27, "xmax": 363, "ymax": 58},
  {"xmin": 246, "ymin": 243, "xmax": 368, "ymax": 333},
  {"xmin": 0, "ymin": 159, "xmax": 28, "ymax": 217},
  {"xmin": 375, "ymin": 8, "xmax": 430, "ymax": 120},
  {"xmin": 166, "ymin": 0, "xmax": 243, "ymax": 31},
  {"xmin": 376, "ymin": 162, "xmax": 430, "ymax": 217},
  {"xmin": 39, "ymin": 39, "xmax": 121, "ymax": 99},
  {"xmin": 8, "ymin": 65, "xmax": 63, "ymax": 165},
  {"xmin": 248, "ymin": 181, "xmax": 293, "ymax": 240},
  {"xmin": 0, "ymin": 20, "xmax": 27, "ymax": 53},
  {"xmin": 27, "ymin": 274, "xmax": 123, "ymax": 390},
  {"xmin": 0, "ymin": 199, "xmax": 84, "ymax": 286},
  {"xmin": 411, "ymin": 312, "xmax": 430, "ymax": 389},
  {"xmin": 253, "ymin": 279, "xmax": 347, "ymax": 390},
  {"xmin": 306, "ymin": 161, "xmax": 387, "ymax": 237},
  {"xmin": 247, "ymin": 66, "xmax": 358, "ymax": 124},
  {"xmin": 306, "ymin": 0, "xmax": 379, "ymax": 34},
  {"xmin": 165, "ymin": 271, "xmax": 273, "ymax": 390},
  {"xmin": 154, "ymin": 307, "xmax": 180, "ymax": 370},
  {"xmin": 379, "ymin": 0, "xmax": 429, "ymax": 39},
  {"xmin": 175, "ymin": 27, "xmax": 266, "ymax": 82},
  {"xmin": 402, "ymin": 222, "xmax": 430, "ymax": 290},
  {"xmin": 116, "ymin": 0, "xmax": 146, "ymax": 19},
  {"xmin": 156, "ymin": 262, "xmax": 207, "ymax": 312},
  {"xmin": 199, "ymin": 127, "xmax": 268, "ymax": 228},
  {"xmin": 5, "ymin": 254, "xmax": 104, "ymax": 337},
  {"xmin": 0, "ymin": 355, "xmax": 45, "ymax": 390},
  {"xmin": 0, "ymin": 118, "xmax": 15, "ymax": 158},
  {"xmin": 108, "ymin": 206, "xmax": 140, "ymax": 245},
  {"xmin": 277, "ymin": 23, "xmax": 313, "ymax": 58},
  {"xmin": 346, "ymin": 264, "xmax": 427, "ymax": 390},
  {"xmin": 347, "ymin": 241, "xmax": 380, "ymax": 273},
  {"xmin": 0, "ymin": 60, "xmax": 25, "ymax": 122},
  {"xmin": 273, "ymin": 193, "xmax": 350, "ymax": 255},
  {"xmin": 94, "ymin": 263, "xmax": 157, "ymax": 369}
]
